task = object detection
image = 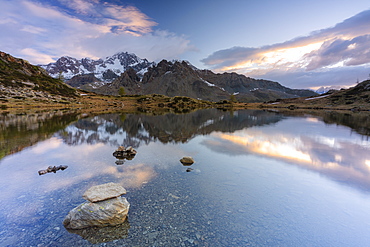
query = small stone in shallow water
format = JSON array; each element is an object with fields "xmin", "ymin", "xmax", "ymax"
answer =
[
  {"xmin": 38, "ymin": 165, "xmax": 68, "ymax": 175},
  {"xmin": 58, "ymin": 165, "xmax": 68, "ymax": 170},
  {"xmin": 180, "ymin": 157, "xmax": 194, "ymax": 165},
  {"xmin": 63, "ymin": 197, "xmax": 130, "ymax": 229},
  {"xmin": 115, "ymin": 160, "xmax": 125, "ymax": 165},
  {"xmin": 38, "ymin": 170, "xmax": 48, "ymax": 175},
  {"xmin": 83, "ymin": 182, "xmax": 127, "ymax": 203}
]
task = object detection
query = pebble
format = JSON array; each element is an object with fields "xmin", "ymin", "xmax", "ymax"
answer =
[{"xmin": 187, "ymin": 238, "xmax": 195, "ymax": 244}]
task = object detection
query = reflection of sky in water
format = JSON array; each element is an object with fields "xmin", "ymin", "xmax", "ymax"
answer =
[
  {"xmin": 202, "ymin": 116, "xmax": 370, "ymax": 192},
  {"xmin": 2, "ymin": 111, "xmax": 370, "ymax": 246},
  {"xmin": 0, "ymin": 138, "xmax": 155, "ymax": 202}
]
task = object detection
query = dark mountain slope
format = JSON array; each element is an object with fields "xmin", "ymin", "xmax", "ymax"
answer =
[
  {"xmin": 95, "ymin": 59, "xmax": 316, "ymax": 102},
  {"xmin": 197, "ymin": 70, "xmax": 316, "ymax": 102},
  {"xmin": 0, "ymin": 51, "xmax": 76, "ymax": 97},
  {"xmin": 264, "ymin": 80, "xmax": 370, "ymax": 111}
]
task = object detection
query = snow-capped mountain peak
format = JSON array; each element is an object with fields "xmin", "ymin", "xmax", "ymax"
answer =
[{"xmin": 39, "ymin": 52, "xmax": 154, "ymax": 82}]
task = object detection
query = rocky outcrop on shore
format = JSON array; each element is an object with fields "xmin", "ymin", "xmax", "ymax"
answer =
[
  {"xmin": 0, "ymin": 84, "xmax": 74, "ymax": 103},
  {"xmin": 0, "ymin": 51, "xmax": 76, "ymax": 97}
]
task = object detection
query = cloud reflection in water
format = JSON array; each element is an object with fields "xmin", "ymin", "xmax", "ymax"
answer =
[{"xmin": 203, "ymin": 118, "xmax": 370, "ymax": 193}]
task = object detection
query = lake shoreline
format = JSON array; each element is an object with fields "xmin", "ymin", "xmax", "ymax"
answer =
[{"xmin": 1, "ymin": 92, "xmax": 370, "ymax": 114}]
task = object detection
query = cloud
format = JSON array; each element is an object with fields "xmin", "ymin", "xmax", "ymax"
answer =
[
  {"xmin": 305, "ymin": 35, "xmax": 370, "ymax": 70},
  {"xmin": 60, "ymin": 0, "xmax": 99, "ymax": 15},
  {"xmin": 20, "ymin": 25, "xmax": 47, "ymax": 34},
  {"xmin": 249, "ymin": 65, "xmax": 370, "ymax": 89},
  {"xmin": 20, "ymin": 48, "xmax": 55, "ymax": 64},
  {"xmin": 0, "ymin": 0, "xmax": 194, "ymax": 64},
  {"xmin": 202, "ymin": 9, "xmax": 370, "ymax": 88},
  {"xmin": 82, "ymin": 29, "xmax": 196, "ymax": 62},
  {"xmin": 59, "ymin": 0, "xmax": 157, "ymax": 35}
]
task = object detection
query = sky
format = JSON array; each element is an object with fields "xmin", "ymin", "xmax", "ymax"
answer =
[{"xmin": 1, "ymin": 0, "xmax": 370, "ymax": 89}]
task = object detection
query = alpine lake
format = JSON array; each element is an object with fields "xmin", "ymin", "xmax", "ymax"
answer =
[{"xmin": 1, "ymin": 108, "xmax": 370, "ymax": 247}]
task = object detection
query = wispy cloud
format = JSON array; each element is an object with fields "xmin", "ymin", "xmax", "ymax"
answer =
[
  {"xmin": 20, "ymin": 25, "xmax": 47, "ymax": 34},
  {"xmin": 202, "ymin": 9, "xmax": 370, "ymax": 88},
  {"xmin": 0, "ymin": 0, "xmax": 194, "ymax": 64},
  {"xmin": 59, "ymin": 0, "xmax": 157, "ymax": 35}
]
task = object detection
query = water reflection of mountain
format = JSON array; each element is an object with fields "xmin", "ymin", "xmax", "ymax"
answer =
[
  {"xmin": 0, "ymin": 111, "xmax": 79, "ymax": 159},
  {"xmin": 278, "ymin": 110, "xmax": 370, "ymax": 138},
  {"xmin": 321, "ymin": 112, "xmax": 370, "ymax": 138},
  {"xmin": 58, "ymin": 109, "xmax": 285, "ymax": 147}
]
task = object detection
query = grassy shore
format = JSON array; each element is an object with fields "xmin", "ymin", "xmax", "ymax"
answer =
[
  {"xmin": 0, "ymin": 92, "xmax": 214, "ymax": 114},
  {"xmin": 258, "ymin": 96, "xmax": 370, "ymax": 112},
  {"xmin": 1, "ymin": 90, "xmax": 369, "ymax": 115}
]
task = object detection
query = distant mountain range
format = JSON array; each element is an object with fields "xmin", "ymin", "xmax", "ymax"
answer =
[
  {"xmin": 40, "ymin": 52, "xmax": 317, "ymax": 102},
  {"xmin": 315, "ymin": 86, "xmax": 342, "ymax": 94}
]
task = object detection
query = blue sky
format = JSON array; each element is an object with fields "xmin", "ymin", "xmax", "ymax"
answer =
[{"xmin": 1, "ymin": 0, "xmax": 370, "ymax": 89}]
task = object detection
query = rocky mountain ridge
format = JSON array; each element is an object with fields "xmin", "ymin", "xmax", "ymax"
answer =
[
  {"xmin": 40, "ymin": 52, "xmax": 317, "ymax": 102},
  {"xmin": 40, "ymin": 52, "xmax": 154, "ymax": 83},
  {"xmin": 95, "ymin": 59, "xmax": 317, "ymax": 102}
]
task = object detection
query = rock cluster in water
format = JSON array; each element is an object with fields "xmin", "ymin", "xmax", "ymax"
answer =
[
  {"xmin": 113, "ymin": 146, "xmax": 137, "ymax": 165},
  {"xmin": 63, "ymin": 182, "xmax": 130, "ymax": 229},
  {"xmin": 38, "ymin": 165, "xmax": 68, "ymax": 175}
]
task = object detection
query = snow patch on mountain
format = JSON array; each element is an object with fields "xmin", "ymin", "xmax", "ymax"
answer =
[{"xmin": 200, "ymin": 77, "xmax": 215, "ymax": 87}]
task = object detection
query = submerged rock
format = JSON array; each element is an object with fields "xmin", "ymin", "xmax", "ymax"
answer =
[
  {"xmin": 180, "ymin": 157, "xmax": 194, "ymax": 165},
  {"xmin": 115, "ymin": 159, "xmax": 125, "ymax": 165},
  {"xmin": 83, "ymin": 182, "xmax": 127, "ymax": 203},
  {"xmin": 63, "ymin": 197, "xmax": 130, "ymax": 229},
  {"xmin": 66, "ymin": 220, "xmax": 130, "ymax": 244}
]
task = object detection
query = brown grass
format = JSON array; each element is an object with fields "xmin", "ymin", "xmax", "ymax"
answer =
[{"xmin": 1, "ymin": 90, "xmax": 369, "ymax": 115}]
